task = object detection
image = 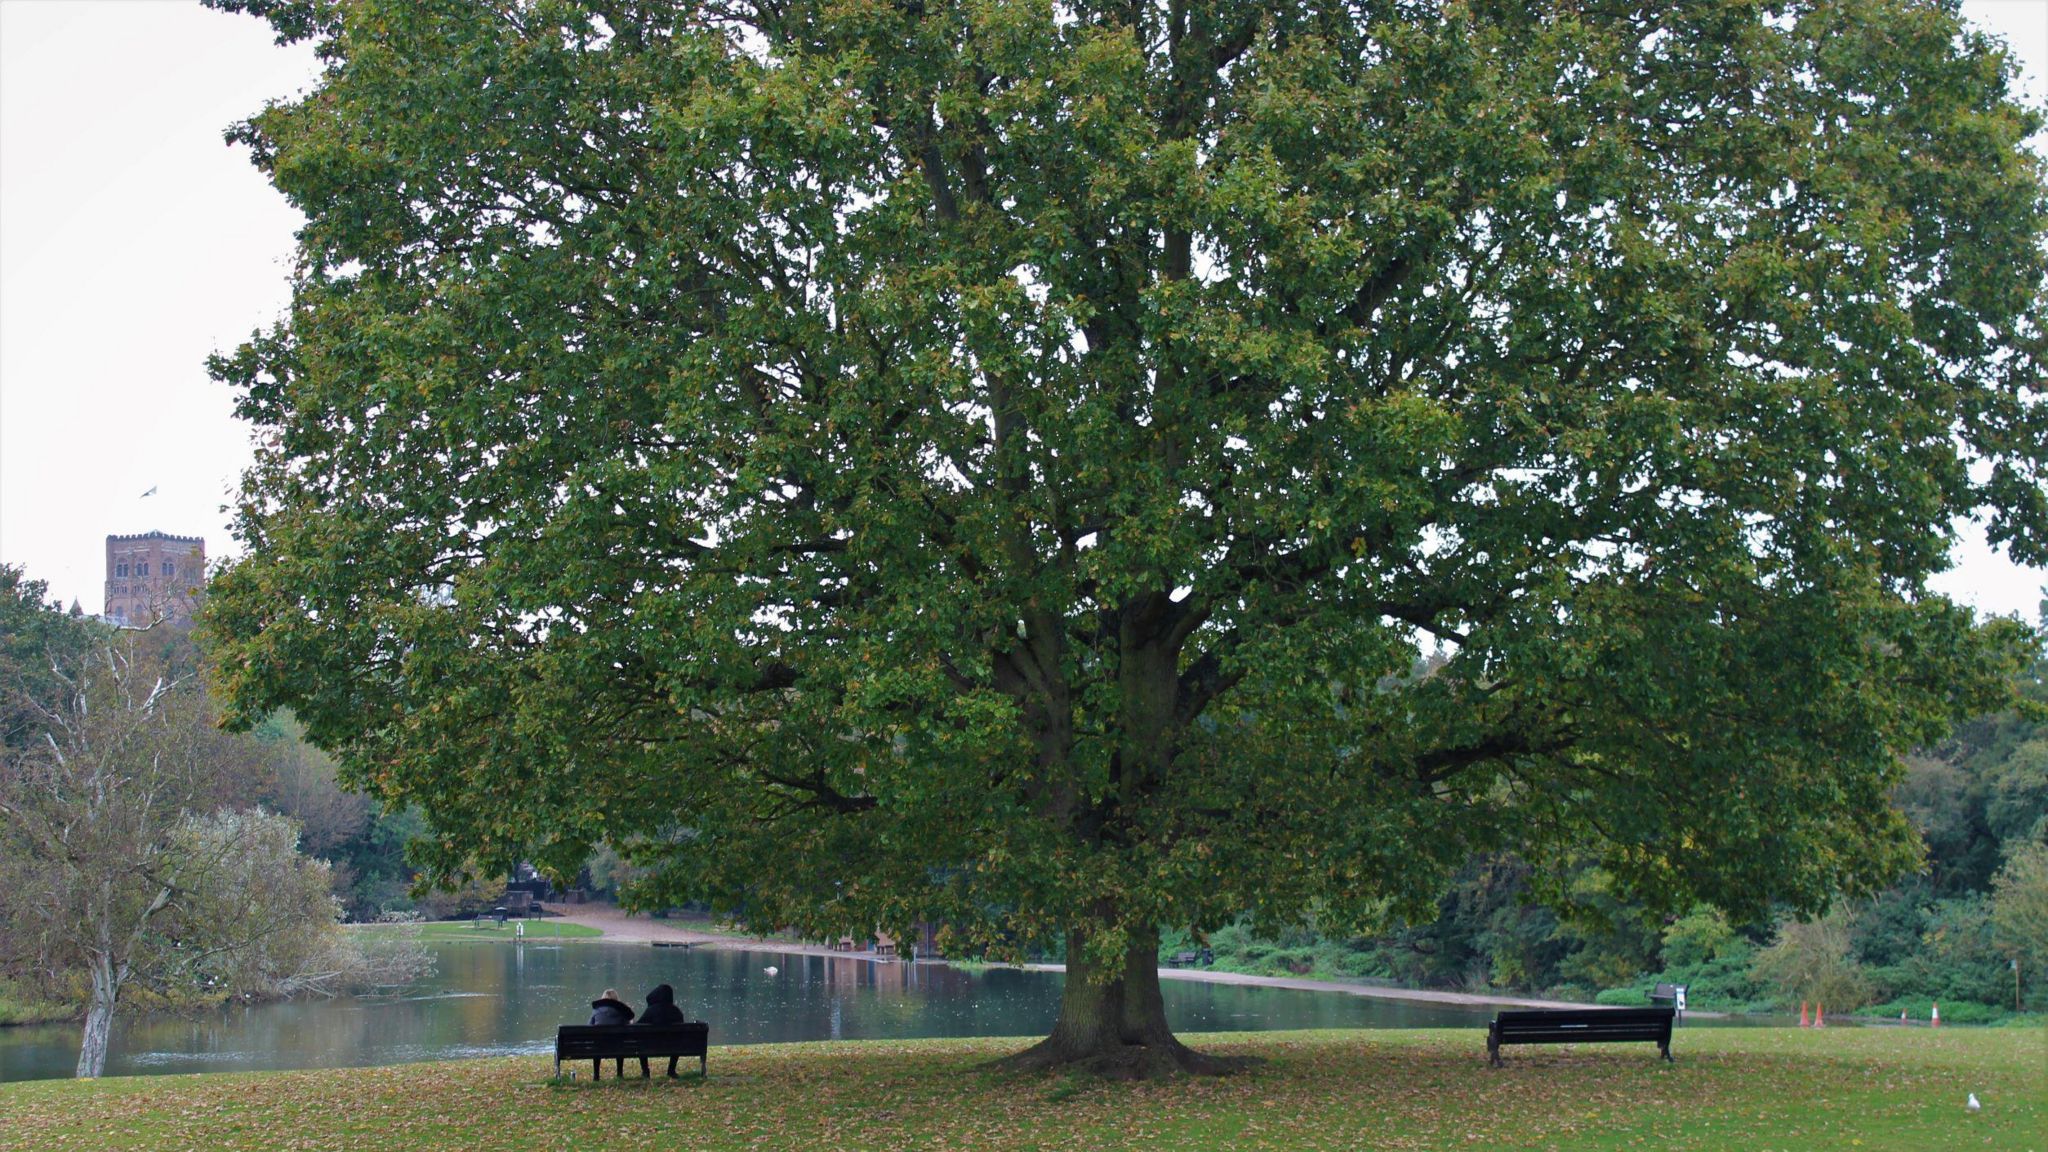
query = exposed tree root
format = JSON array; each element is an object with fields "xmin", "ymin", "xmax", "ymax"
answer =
[
  {"xmin": 990, "ymin": 923, "xmax": 1265, "ymax": 1079},
  {"xmin": 991, "ymin": 1035, "xmax": 1263, "ymax": 1080}
]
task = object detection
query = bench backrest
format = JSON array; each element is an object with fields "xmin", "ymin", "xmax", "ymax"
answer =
[
  {"xmin": 556, "ymin": 1023, "xmax": 709, "ymax": 1059},
  {"xmin": 1490, "ymin": 1007, "xmax": 1673, "ymax": 1044}
]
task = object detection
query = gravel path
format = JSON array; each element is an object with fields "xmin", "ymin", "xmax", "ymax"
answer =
[
  {"xmin": 550, "ymin": 905, "xmax": 844, "ymax": 956},
  {"xmin": 548, "ymin": 905, "xmax": 1608, "ymax": 1012}
]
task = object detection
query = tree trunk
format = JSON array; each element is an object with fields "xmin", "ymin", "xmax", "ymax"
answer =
[
  {"xmin": 996, "ymin": 925, "xmax": 1256, "ymax": 1078},
  {"xmin": 75, "ymin": 952, "xmax": 121, "ymax": 1078}
]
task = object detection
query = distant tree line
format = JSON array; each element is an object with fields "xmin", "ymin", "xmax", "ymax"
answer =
[{"xmin": 1164, "ymin": 623, "xmax": 2048, "ymax": 1020}]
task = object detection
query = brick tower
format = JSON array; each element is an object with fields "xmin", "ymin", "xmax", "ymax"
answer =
[{"xmin": 104, "ymin": 531, "xmax": 205, "ymax": 627}]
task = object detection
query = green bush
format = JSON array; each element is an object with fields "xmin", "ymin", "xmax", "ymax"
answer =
[
  {"xmin": 0, "ymin": 977, "xmax": 72, "ymax": 1026},
  {"xmin": 1268, "ymin": 949, "xmax": 1317, "ymax": 976},
  {"xmin": 1863, "ymin": 997, "xmax": 2009, "ymax": 1025},
  {"xmin": 1751, "ymin": 910, "xmax": 1873, "ymax": 1011},
  {"xmin": 1662, "ymin": 907, "xmax": 1737, "ymax": 970}
]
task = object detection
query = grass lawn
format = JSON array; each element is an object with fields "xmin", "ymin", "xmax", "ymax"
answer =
[
  {"xmin": 1, "ymin": 1027, "xmax": 2039, "ymax": 1151},
  {"xmin": 349, "ymin": 919, "xmax": 603, "ymax": 943}
]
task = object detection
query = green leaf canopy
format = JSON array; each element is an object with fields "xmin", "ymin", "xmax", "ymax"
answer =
[{"xmin": 204, "ymin": 0, "xmax": 2045, "ymax": 1065}]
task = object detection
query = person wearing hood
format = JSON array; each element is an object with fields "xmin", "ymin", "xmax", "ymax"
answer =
[
  {"xmin": 586, "ymin": 988, "xmax": 635, "ymax": 1079},
  {"xmin": 635, "ymin": 983, "xmax": 687, "ymax": 1078}
]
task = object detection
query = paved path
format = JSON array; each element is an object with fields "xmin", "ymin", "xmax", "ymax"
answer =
[
  {"xmin": 551, "ymin": 905, "xmax": 849, "ymax": 957},
  {"xmin": 549, "ymin": 905, "xmax": 1607, "ymax": 1012}
]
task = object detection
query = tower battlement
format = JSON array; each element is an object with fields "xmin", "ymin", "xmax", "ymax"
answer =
[{"xmin": 104, "ymin": 531, "xmax": 206, "ymax": 628}]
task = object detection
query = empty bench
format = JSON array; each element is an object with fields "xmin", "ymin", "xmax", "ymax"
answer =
[
  {"xmin": 1486, "ymin": 1007, "xmax": 1675, "ymax": 1067},
  {"xmin": 555, "ymin": 1022, "xmax": 710, "ymax": 1079}
]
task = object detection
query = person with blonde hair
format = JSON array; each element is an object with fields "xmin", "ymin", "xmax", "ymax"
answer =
[{"xmin": 585, "ymin": 987, "xmax": 635, "ymax": 1079}]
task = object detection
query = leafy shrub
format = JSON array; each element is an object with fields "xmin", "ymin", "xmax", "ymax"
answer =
[
  {"xmin": 1751, "ymin": 910, "xmax": 1873, "ymax": 1012},
  {"xmin": 1863, "ymin": 997, "xmax": 2008, "ymax": 1025},
  {"xmin": 1662, "ymin": 907, "xmax": 1737, "ymax": 970}
]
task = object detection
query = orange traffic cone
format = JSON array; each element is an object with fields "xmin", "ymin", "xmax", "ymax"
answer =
[
  {"xmin": 1815, "ymin": 1003, "xmax": 1825, "ymax": 1027},
  {"xmin": 1931, "ymin": 1002, "xmax": 1940, "ymax": 1028},
  {"xmin": 1800, "ymin": 1001, "xmax": 1810, "ymax": 1027}
]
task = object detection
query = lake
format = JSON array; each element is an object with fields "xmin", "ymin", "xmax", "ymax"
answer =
[{"xmin": 0, "ymin": 941, "xmax": 1496, "ymax": 1081}]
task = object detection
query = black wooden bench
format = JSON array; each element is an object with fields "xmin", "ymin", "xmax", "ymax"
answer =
[
  {"xmin": 1486, "ymin": 1007, "xmax": 1675, "ymax": 1067},
  {"xmin": 555, "ymin": 1022, "xmax": 710, "ymax": 1079}
]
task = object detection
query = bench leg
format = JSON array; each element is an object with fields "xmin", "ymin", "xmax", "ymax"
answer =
[
  {"xmin": 1487, "ymin": 1038, "xmax": 1502, "ymax": 1068},
  {"xmin": 592, "ymin": 1058, "xmax": 601, "ymax": 1081},
  {"xmin": 640, "ymin": 1057, "xmax": 651, "ymax": 1079},
  {"xmin": 699, "ymin": 1054, "xmax": 707, "ymax": 1078},
  {"xmin": 1661, "ymin": 1042, "xmax": 1673, "ymax": 1063}
]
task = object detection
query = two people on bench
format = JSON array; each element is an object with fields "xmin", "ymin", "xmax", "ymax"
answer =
[{"xmin": 584, "ymin": 983, "xmax": 689, "ymax": 1079}]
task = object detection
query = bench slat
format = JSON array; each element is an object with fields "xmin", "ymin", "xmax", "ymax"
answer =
[
  {"xmin": 555, "ymin": 1023, "xmax": 710, "ymax": 1078},
  {"xmin": 1486, "ymin": 1008, "xmax": 1674, "ymax": 1067}
]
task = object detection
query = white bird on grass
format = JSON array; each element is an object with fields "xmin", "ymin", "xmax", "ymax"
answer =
[
  {"xmin": 1967, "ymin": 1093, "xmax": 1981, "ymax": 1112},
  {"xmin": 764, "ymin": 966, "xmax": 779, "ymax": 976}
]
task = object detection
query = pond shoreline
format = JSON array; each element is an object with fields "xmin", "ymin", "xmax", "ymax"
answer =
[
  {"xmin": 2, "ymin": 934, "xmax": 1494, "ymax": 1081},
  {"xmin": 546, "ymin": 905, "xmax": 1666, "ymax": 1015}
]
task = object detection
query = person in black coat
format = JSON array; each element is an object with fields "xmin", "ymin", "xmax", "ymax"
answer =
[
  {"xmin": 635, "ymin": 982, "xmax": 687, "ymax": 1078},
  {"xmin": 586, "ymin": 988, "xmax": 635, "ymax": 1079}
]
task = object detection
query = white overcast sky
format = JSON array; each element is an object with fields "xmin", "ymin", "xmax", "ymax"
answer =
[{"xmin": 1, "ymin": 1, "xmax": 2044, "ymax": 621}]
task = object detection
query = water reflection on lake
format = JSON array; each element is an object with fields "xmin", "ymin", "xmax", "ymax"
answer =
[{"xmin": 0, "ymin": 941, "xmax": 1493, "ymax": 1081}]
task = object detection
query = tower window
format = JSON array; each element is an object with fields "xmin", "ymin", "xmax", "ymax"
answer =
[
  {"xmin": 116, "ymin": 563, "xmax": 128, "ymax": 577},
  {"xmin": 162, "ymin": 562, "xmax": 174, "ymax": 577}
]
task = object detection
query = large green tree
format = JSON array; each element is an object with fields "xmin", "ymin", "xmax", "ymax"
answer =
[{"xmin": 205, "ymin": 0, "xmax": 2046, "ymax": 1073}]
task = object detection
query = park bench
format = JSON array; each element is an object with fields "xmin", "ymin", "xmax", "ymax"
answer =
[
  {"xmin": 1485, "ymin": 1007, "xmax": 1675, "ymax": 1067},
  {"xmin": 1648, "ymin": 983, "xmax": 1688, "ymax": 1014},
  {"xmin": 554, "ymin": 1022, "xmax": 710, "ymax": 1079}
]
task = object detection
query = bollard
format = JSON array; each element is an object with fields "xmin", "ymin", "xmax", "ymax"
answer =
[
  {"xmin": 1932, "ymin": 1002, "xmax": 1941, "ymax": 1028},
  {"xmin": 1815, "ymin": 1003, "xmax": 1825, "ymax": 1027},
  {"xmin": 1800, "ymin": 1001, "xmax": 1810, "ymax": 1027}
]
